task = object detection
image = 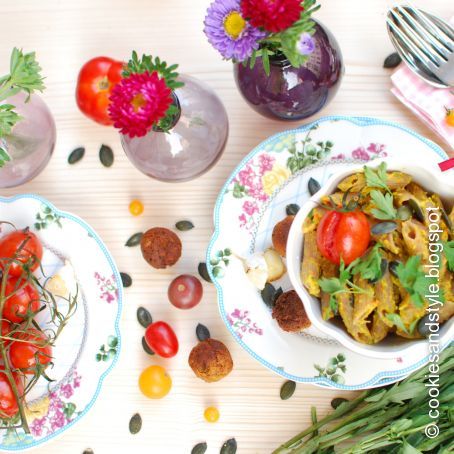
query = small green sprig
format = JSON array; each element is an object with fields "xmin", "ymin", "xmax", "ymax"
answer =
[
  {"xmin": 442, "ymin": 240, "xmax": 454, "ymax": 272},
  {"xmin": 0, "ymin": 48, "xmax": 45, "ymax": 167},
  {"xmin": 370, "ymin": 190, "xmax": 398, "ymax": 220},
  {"xmin": 363, "ymin": 162, "xmax": 390, "ymax": 193}
]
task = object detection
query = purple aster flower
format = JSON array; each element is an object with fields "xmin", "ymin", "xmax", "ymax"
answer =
[
  {"xmin": 297, "ymin": 32, "xmax": 315, "ymax": 56},
  {"xmin": 204, "ymin": 0, "xmax": 267, "ymax": 61}
]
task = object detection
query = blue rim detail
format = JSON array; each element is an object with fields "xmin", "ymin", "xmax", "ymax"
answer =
[
  {"xmin": 0, "ymin": 193, "xmax": 123, "ymax": 450},
  {"xmin": 207, "ymin": 115, "xmax": 449, "ymax": 390}
]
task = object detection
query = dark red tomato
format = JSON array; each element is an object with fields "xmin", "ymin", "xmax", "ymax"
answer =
[
  {"xmin": 1, "ymin": 320, "xmax": 12, "ymax": 347},
  {"xmin": 3, "ymin": 278, "xmax": 40, "ymax": 323},
  {"xmin": 9, "ymin": 329, "xmax": 52, "ymax": 374},
  {"xmin": 144, "ymin": 322, "xmax": 179, "ymax": 358},
  {"xmin": 76, "ymin": 56, "xmax": 124, "ymax": 125},
  {"xmin": 0, "ymin": 369, "xmax": 23, "ymax": 418},
  {"xmin": 0, "ymin": 230, "xmax": 43, "ymax": 277},
  {"xmin": 168, "ymin": 275, "xmax": 203, "ymax": 310},
  {"xmin": 316, "ymin": 210, "xmax": 370, "ymax": 265}
]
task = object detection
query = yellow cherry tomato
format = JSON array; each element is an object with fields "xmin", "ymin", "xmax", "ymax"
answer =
[
  {"xmin": 129, "ymin": 199, "xmax": 144, "ymax": 216},
  {"xmin": 445, "ymin": 108, "xmax": 454, "ymax": 127},
  {"xmin": 204, "ymin": 406, "xmax": 220, "ymax": 423},
  {"xmin": 139, "ymin": 365, "xmax": 172, "ymax": 399}
]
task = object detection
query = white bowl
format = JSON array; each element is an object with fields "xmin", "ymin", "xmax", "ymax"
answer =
[{"xmin": 287, "ymin": 159, "xmax": 454, "ymax": 359}]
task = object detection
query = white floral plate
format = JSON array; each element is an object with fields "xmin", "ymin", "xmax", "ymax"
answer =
[
  {"xmin": 0, "ymin": 194, "xmax": 122, "ymax": 450},
  {"xmin": 207, "ymin": 116, "xmax": 450, "ymax": 390}
]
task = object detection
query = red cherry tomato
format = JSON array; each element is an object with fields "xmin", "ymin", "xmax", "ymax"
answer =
[
  {"xmin": 144, "ymin": 321, "xmax": 179, "ymax": 358},
  {"xmin": 0, "ymin": 369, "xmax": 23, "ymax": 418},
  {"xmin": 9, "ymin": 328, "xmax": 52, "ymax": 375},
  {"xmin": 2, "ymin": 278, "xmax": 40, "ymax": 323},
  {"xmin": 76, "ymin": 56, "xmax": 124, "ymax": 125},
  {"xmin": 168, "ymin": 275, "xmax": 203, "ymax": 310},
  {"xmin": 0, "ymin": 230, "xmax": 43, "ymax": 277},
  {"xmin": 316, "ymin": 210, "xmax": 370, "ymax": 265}
]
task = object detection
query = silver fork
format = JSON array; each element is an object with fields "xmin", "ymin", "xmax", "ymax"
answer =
[{"xmin": 387, "ymin": 5, "xmax": 454, "ymax": 88}]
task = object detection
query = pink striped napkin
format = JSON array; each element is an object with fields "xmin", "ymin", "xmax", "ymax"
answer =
[{"xmin": 390, "ymin": 16, "xmax": 454, "ymax": 151}]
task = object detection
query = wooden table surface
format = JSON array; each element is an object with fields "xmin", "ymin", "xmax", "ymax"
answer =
[{"xmin": 1, "ymin": 1, "xmax": 452, "ymax": 453}]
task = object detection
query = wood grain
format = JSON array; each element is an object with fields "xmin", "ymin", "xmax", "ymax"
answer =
[{"xmin": 0, "ymin": 1, "xmax": 452, "ymax": 453}]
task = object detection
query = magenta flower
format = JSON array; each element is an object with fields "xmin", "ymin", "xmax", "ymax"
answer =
[
  {"xmin": 50, "ymin": 410, "xmax": 66, "ymax": 430},
  {"xmin": 352, "ymin": 147, "xmax": 370, "ymax": 161},
  {"xmin": 108, "ymin": 71, "xmax": 172, "ymax": 138},
  {"xmin": 238, "ymin": 165, "xmax": 255, "ymax": 187},
  {"xmin": 243, "ymin": 200, "xmax": 259, "ymax": 216},
  {"xmin": 258, "ymin": 154, "xmax": 275, "ymax": 173},
  {"xmin": 60, "ymin": 384, "xmax": 74, "ymax": 399},
  {"xmin": 331, "ymin": 153, "xmax": 346, "ymax": 160}
]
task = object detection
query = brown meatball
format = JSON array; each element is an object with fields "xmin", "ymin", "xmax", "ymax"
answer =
[
  {"xmin": 188, "ymin": 338, "xmax": 233, "ymax": 382},
  {"xmin": 272, "ymin": 215, "xmax": 294, "ymax": 257},
  {"xmin": 140, "ymin": 228, "xmax": 182, "ymax": 269},
  {"xmin": 272, "ymin": 290, "xmax": 311, "ymax": 332}
]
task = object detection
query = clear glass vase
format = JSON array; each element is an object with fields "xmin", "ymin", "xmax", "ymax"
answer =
[
  {"xmin": 121, "ymin": 75, "xmax": 229, "ymax": 182},
  {"xmin": 234, "ymin": 20, "xmax": 343, "ymax": 121},
  {"xmin": 0, "ymin": 92, "xmax": 56, "ymax": 188}
]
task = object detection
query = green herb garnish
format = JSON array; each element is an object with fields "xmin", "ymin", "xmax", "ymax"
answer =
[
  {"xmin": 0, "ymin": 48, "xmax": 45, "ymax": 167},
  {"xmin": 370, "ymin": 190, "xmax": 398, "ymax": 220},
  {"xmin": 386, "ymin": 313, "xmax": 409, "ymax": 334},
  {"xmin": 351, "ymin": 244, "xmax": 383, "ymax": 281},
  {"xmin": 363, "ymin": 162, "xmax": 390, "ymax": 193},
  {"xmin": 442, "ymin": 240, "xmax": 454, "ymax": 272}
]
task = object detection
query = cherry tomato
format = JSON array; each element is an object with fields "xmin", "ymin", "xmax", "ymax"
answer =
[
  {"xmin": 129, "ymin": 200, "xmax": 144, "ymax": 216},
  {"xmin": 445, "ymin": 107, "xmax": 454, "ymax": 127},
  {"xmin": 9, "ymin": 329, "xmax": 52, "ymax": 375},
  {"xmin": 168, "ymin": 275, "xmax": 203, "ymax": 310},
  {"xmin": 76, "ymin": 56, "xmax": 123, "ymax": 125},
  {"xmin": 144, "ymin": 321, "xmax": 179, "ymax": 358},
  {"xmin": 0, "ymin": 230, "xmax": 43, "ymax": 277},
  {"xmin": 139, "ymin": 365, "xmax": 172, "ymax": 399},
  {"xmin": 2, "ymin": 278, "xmax": 41, "ymax": 323},
  {"xmin": 0, "ymin": 369, "xmax": 23, "ymax": 418},
  {"xmin": 204, "ymin": 406, "xmax": 220, "ymax": 423},
  {"xmin": 316, "ymin": 210, "xmax": 370, "ymax": 265}
]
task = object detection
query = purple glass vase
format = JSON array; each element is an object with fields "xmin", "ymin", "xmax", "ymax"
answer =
[
  {"xmin": 0, "ymin": 92, "xmax": 56, "ymax": 188},
  {"xmin": 234, "ymin": 20, "xmax": 343, "ymax": 121},
  {"xmin": 121, "ymin": 75, "xmax": 229, "ymax": 182}
]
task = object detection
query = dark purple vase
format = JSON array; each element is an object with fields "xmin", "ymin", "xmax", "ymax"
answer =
[{"xmin": 234, "ymin": 20, "xmax": 343, "ymax": 121}]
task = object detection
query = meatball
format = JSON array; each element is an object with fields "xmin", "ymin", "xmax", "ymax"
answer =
[
  {"xmin": 140, "ymin": 228, "xmax": 182, "ymax": 269},
  {"xmin": 188, "ymin": 338, "xmax": 233, "ymax": 382},
  {"xmin": 272, "ymin": 290, "xmax": 311, "ymax": 332},
  {"xmin": 272, "ymin": 215, "xmax": 294, "ymax": 257}
]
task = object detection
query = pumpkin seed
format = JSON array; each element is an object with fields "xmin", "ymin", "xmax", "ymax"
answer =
[
  {"xmin": 68, "ymin": 147, "xmax": 85, "ymax": 164},
  {"xmin": 371, "ymin": 222, "xmax": 397, "ymax": 235},
  {"xmin": 220, "ymin": 438, "xmax": 237, "ymax": 454},
  {"xmin": 142, "ymin": 336, "xmax": 154, "ymax": 355},
  {"xmin": 286, "ymin": 204, "xmax": 300, "ymax": 216},
  {"xmin": 280, "ymin": 380, "xmax": 296, "ymax": 400},
  {"xmin": 99, "ymin": 144, "xmax": 114, "ymax": 167},
  {"xmin": 331, "ymin": 397, "xmax": 348, "ymax": 409},
  {"xmin": 417, "ymin": 315, "xmax": 431, "ymax": 338},
  {"xmin": 389, "ymin": 260, "xmax": 402, "ymax": 278},
  {"xmin": 198, "ymin": 262, "xmax": 212, "ymax": 283},
  {"xmin": 125, "ymin": 232, "xmax": 143, "ymax": 247},
  {"xmin": 83, "ymin": 449, "xmax": 94, "ymax": 454},
  {"xmin": 383, "ymin": 52, "xmax": 402, "ymax": 68},
  {"xmin": 196, "ymin": 323, "xmax": 210, "ymax": 341},
  {"xmin": 397, "ymin": 205, "xmax": 412, "ymax": 221},
  {"xmin": 129, "ymin": 413, "xmax": 142, "ymax": 434},
  {"xmin": 408, "ymin": 199, "xmax": 425, "ymax": 223},
  {"xmin": 191, "ymin": 442, "xmax": 208, "ymax": 454},
  {"xmin": 120, "ymin": 272, "xmax": 132, "ymax": 288},
  {"xmin": 308, "ymin": 177, "xmax": 321, "ymax": 196},
  {"xmin": 137, "ymin": 307, "xmax": 152, "ymax": 328},
  {"xmin": 175, "ymin": 220, "xmax": 194, "ymax": 231},
  {"xmin": 261, "ymin": 283, "xmax": 282, "ymax": 309}
]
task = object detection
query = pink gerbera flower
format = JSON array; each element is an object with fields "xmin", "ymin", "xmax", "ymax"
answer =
[{"xmin": 108, "ymin": 71, "xmax": 172, "ymax": 138}]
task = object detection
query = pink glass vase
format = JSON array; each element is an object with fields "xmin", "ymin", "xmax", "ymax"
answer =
[
  {"xmin": 121, "ymin": 75, "xmax": 229, "ymax": 182},
  {"xmin": 0, "ymin": 92, "xmax": 56, "ymax": 188}
]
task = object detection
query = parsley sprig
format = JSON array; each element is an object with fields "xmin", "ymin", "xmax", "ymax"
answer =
[
  {"xmin": 442, "ymin": 241, "xmax": 454, "ymax": 272},
  {"xmin": 350, "ymin": 244, "xmax": 384, "ymax": 281},
  {"xmin": 0, "ymin": 48, "xmax": 45, "ymax": 167},
  {"xmin": 363, "ymin": 162, "xmax": 390, "ymax": 193}
]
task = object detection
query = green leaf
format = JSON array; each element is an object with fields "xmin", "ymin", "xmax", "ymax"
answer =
[
  {"xmin": 401, "ymin": 440, "xmax": 422, "ymax": 454},
  {"xmin": 63, "ymin": 402, "xmax": 76, "ymax": 419},
  {"xmin": 0, "ymin": 147, "xmax": 11, "ymax": 168},
  {"xmin": 262, "ymin": 50, "xmax": 270, "ymax": 77},
  {"xmin": 363, "ymin": 162, "xmax": 390, "ymax": 192},
  {"xmin": 386, "ymin": 313, "xmax": 409, "ymax": 334},
  {"xmin": 351, "ymin": 244, "xmax": 383, "ymax": 281},
  {"xmin": 318, "ymin": 277, "xmax": 343, "ymax": 294},
  {"xmin": 370, "ymin": 190, "xmax": 398, "ymax": 220},
  {"xmin": 107, "ymin": 335, "xmax": 118, "ymax": 348},
  {"xmin": 442, "ymin": 241, "xmax": 454, "ymax": 272}
]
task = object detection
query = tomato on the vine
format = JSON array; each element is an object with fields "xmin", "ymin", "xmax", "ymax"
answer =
[
  {"xmin": 9, "ymin": 329, "xmax": 52, "ymax": 375},
  {"xmin": 0, "ymin": 230, "xmax": 43, "ymax": 277},
  {"xmin": 139, "ymin": 365, "xmax": 172, "ymax": 399},
  {"xmin": 2, "ymin": 278, "xmax": 41, "ymax": 323},
  {"xmin": 144, "ymin": 321, "xmax": 179, "ymax": 358},
  {"xmin": 76, "ymin": 56, "xmax": 123, "ymax": 125},
  {"xmin": 0, "ymin": 370, "xmax": 23, "ymax": 418},
  {"xmin": 316, "ymin": 210, "xmax": 370, "ymax": 265}
]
